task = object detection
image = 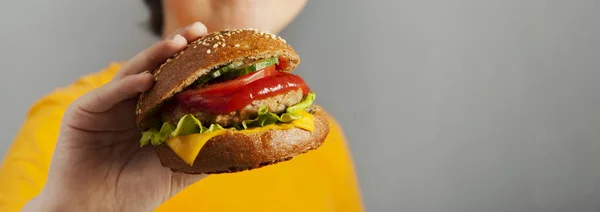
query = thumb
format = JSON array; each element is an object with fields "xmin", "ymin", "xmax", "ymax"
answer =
[{"xmin": 77, "ymin": 71, "xmax": 154, "ymax": 113}]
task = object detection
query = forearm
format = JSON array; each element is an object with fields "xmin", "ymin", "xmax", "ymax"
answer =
[
  {"xmin": 21, "ymin": 192, "xmax": 117, "ymax": 212},
  {"xmin": 21, "ymin": 195, "xmax": 50, "ymax": 212}
]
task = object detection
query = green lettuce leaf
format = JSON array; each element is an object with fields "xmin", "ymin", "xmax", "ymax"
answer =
[
  {"xmin": 172, "ymin": 114, "xmax": 204, "ymax": 136},
  {"xmin": 140, "ymin": 122, "xmax": 175, "ymax": 147},
  {"xmin": 140, "ymin": 92, "xmax": 316, "ymax": 146},
  {"xmin": 207, "ymin": 123, "xmax": 225, "ymax": 132},
  {"xmin": 286, "ymin": 92, "xmax": 316, "ymax": 114},
  {"xmin": 140, "ymin": 115, "xmax": 227, "ymax": 147},
  {"xmin": 240, "ymin": 105, "xmax": 291, "ymax": 129}
]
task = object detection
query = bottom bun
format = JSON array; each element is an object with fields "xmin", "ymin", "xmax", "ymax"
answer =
[{"xmin": 155, "ymin": 105, "xmax": 330, "ymax": 174}]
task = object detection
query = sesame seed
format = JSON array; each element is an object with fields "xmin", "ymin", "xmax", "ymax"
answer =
[
  {"xmin": 221, "ymin": 43, "xmax": 226, "ymax": 47},
  {"xmin": 207, "ymin": 49, "xmax": 211, "ymax": 53},
  {"xmin": 202, "ymin": 42, "xmax": 209, "ymax": 46},
  {"xmin": 193, "ymin": 45, "xmax": 197, "ymax": 48},
  {"xmin": 213, "ymin": 43, "xmax": 219, "ymax": 48},
  {"xmin": 234, "ymin": 44, "xmax": 240, "ymax": 47}
]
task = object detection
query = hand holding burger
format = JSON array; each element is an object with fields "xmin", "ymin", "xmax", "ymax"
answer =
[
  {"xmin": 22, "ymin": 23, "xmax": 208, "ymax": 212},
  {"xmin": 22, "ymin": 22, "xmax": 328, "ymax": 212}
]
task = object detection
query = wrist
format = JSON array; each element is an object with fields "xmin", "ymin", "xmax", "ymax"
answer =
[
  {"xmin": 22, "ymin": 189, "xmax": 152, "ymax": 212},
  {"xmin": 21, "ymin": 192, "xmax": 62, "ymax": 212},
  {"xmin": 21, "ymin": 189, "xmax": 108, "ymax": 212}
]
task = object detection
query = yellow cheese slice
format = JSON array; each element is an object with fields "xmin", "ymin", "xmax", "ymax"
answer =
[
  {"xmin": 165, "ymin": 130, "xmax": 227, "ymax": 166},
  {"xmin": 290, "ymin": 111, "xmax": 314, "ymax": 132},
  {"xmin": 165, "ymin": 113, "xmax": 315, "ymax": 166}
]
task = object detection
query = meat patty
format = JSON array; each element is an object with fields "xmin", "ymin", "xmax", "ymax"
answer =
[{"xmin": 161, "ymin": 89, "xmax": 304, "ymax": 127}]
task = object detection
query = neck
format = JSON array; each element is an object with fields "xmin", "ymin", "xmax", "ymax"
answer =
[
  {"xmin": 161, "ymin": 6, "xmax": 183, "ymax": 39},
  {"xmin": 161, "ymin": 0, "xmax": 282, "ymax": 39}
]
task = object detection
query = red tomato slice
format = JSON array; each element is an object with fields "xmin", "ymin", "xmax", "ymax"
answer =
[
  {"xmin": 178, "ymin": 65, "xmax": 278, "ymax": 98},
  {"xmin": 276, "ymin": 56, "xmax": 290, "ymax": 71},
  {"xmin": 175, "ymin": 67, "xmax": 310, "ymax": 114}
]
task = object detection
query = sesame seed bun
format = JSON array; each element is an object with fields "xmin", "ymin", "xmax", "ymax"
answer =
[
  {"xmin": 156, "ymin": 105, "xmax": 329, "ymax": 174},
  {"xmin": 134, "ymin": 29, "xmax": 329, "ymax": 174}
]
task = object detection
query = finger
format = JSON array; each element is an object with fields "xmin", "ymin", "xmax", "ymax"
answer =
[
  {"xmin": 114, "ymin": 22, "xmax": 208, "ymax": 79},
  {"xmin": 66, "ymin": 99, "xmax": 139, "ymax": 132},
  {"xmin": 77, "ymin": 72, "xmax": 154, "ymax": 113},
  {"xmin": 113, "ymin": 35, "xmax": 188, "ymax": 79},
  {"xmin": 164, "ymin": 22, "xmax": 208, "ymax": 41}
]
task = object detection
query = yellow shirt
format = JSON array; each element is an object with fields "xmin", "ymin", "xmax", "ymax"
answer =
[{"xmin": 0, "ymin": 63, "xmax": 364, "ymax": 212}]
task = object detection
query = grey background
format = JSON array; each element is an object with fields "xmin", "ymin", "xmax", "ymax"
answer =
[{"xmin": 1, "ymin": 0, "xmax": 600, "ymax": 211}]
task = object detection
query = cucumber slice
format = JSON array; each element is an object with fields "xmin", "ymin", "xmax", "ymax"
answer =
[
  {"xmin": 195, "ymin": 61, "xmax": 244, "ymax": 85},
  {"xmin": 222, "ymin": 57, "xmax": 279, "ymax": 80},
  {"xmin": 194, "ymin": 57, "xmax": 279, "ymax": 85}
]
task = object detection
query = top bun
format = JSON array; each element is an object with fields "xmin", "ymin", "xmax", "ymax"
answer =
[{"xmin": 135, "ymin": 29, "xmax": 300, "ymax": 129}]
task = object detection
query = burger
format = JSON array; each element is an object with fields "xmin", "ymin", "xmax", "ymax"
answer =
[{"xmin": 135, "ymin": 29, "xmax": 329, "ymax": 174}]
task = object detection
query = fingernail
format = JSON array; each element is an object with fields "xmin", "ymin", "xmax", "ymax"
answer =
[
  {"xmin": 171, "ymin": 34, "xmax": 184, "ymax": 41},
  {"xmin": 140, "ymin": 70, "xmax": 151, "ymax": 75},
  {"xmin": 191, "ymin": 21, "xmax": 203, "ymax": 28}
]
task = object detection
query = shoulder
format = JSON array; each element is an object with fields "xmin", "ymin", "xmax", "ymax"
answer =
[
  {"xmin": 40, "ymin": 62, "xmax": 122, "ymax": 102},
  {"xmin": 28, "ymin": 63, "xmax": 122, "ymax": 115},
  {"xmin": 10, "ymin": 62, "xmax": 123, "ymax": 150},
  {"xmin": 322, "ymin": 112, "xmax": 351, "ymax": 153},
  {"xmin": 6, "ymin": 62, "xmax": 123, "ymax": 158}
]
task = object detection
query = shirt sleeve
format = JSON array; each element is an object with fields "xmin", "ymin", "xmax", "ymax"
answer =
[
  {"xmin": 0, "ymin": 65, "xmax": 119, "ymax": 211},
  {"xmin": 0, "ymin": 92, "xmax": 73, "ymax": 211}
]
